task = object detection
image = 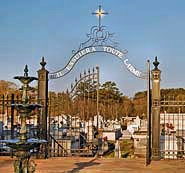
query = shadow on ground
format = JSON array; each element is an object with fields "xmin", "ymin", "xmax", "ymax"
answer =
[{"xmin": 67, "ymin": 157, "xmax": 100, "ymax": 173}]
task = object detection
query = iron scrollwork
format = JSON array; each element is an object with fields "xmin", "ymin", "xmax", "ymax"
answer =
[{"xmin": 73, "ymin": 25, "xmax": 118, "ymax": 54}]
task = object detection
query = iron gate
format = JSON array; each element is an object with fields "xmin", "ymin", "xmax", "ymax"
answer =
[{"xmin": 47, "ymin": 67, "xmax": 99, "ymax": 157}]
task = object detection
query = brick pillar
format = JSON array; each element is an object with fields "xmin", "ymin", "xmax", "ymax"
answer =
[
  {"xmin": 37, "ymin": 57, "xmax": 49, "ymax": 140},
  {"xmin": 151, "ymin": 56, "xmax": 161, "ymax": 160}
]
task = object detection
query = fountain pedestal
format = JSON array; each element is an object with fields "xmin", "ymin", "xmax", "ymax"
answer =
[{"xmin": 14, "ymin": 151, "xmax": 33, "ymax": 173}]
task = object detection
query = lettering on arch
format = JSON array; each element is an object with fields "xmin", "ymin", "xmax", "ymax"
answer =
[{"xmin": 49, "ymin": 46, "xmax": 144, "ymax": 79}]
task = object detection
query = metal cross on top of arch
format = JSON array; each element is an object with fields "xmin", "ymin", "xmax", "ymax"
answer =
[
  {"xmin": 49, "ymin": 5, "xmax": 147, "ymax": 80},
  {"xmin": 92, "ymin": 5, "xmax": 108, "ymax": 31}
]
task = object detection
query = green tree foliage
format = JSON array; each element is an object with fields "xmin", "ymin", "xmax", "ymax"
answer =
[
  {"xmin": 49, "ymin": 91, "xmax": 72, "ymax": 117},
  {"xmin": 2, "ymin": 80, "xmax": 185, "ymax": 120},
  {"xmin": 48, "ymin": 80, "xmax": 134, "ymax": 120},
  {"xmin": 48, "ymin": 87, "xmax": 185, "ymax": 119},
  {"xmin": 133, "ymin": 91, "xmax": 147, "ymax": 118}
]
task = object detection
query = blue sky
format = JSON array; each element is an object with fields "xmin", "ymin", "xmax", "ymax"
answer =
[{"xmin": 0, "ymin": 0, "xmax": 185, "ymax": 96}]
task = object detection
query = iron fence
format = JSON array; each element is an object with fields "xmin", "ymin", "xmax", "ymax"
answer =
[
  {"xmin": 160, "ymin": 97, "xmax": 185, "ymax": 159},
  {"xmin": 0, "ymin": 94, "xmax": 40, "ymax": 156}
]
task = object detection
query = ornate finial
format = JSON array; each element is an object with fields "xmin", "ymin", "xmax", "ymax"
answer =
[
  {"xmin": 153, "ymin": 56, "xmax": 159, "ymax": 70},
  {"xmin": 88, "ymin": 68, "xmax": 90, "ymax": 74},
  {"xmin": 24, "ymin": 65, "xmax": 28, "ymax": 77},
  {"xmin": 84, "ymin": 70, "xmax": 86, "ymax": 75},
  {"xmin": 40, "ymin": 56, "xmax": 46, "ymax": 69}
]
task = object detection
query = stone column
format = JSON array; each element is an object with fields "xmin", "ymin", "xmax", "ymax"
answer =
[
  {"xmin": 37, "ymin": 57, "xmax": 49, "ymax": 140},
  {"xmin": 151, "ymin": 56, "xmax": 161, "ymax": 160}
]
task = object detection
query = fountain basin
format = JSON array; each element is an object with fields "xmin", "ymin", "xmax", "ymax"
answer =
[
  {"xmin": 12, "ymin": 104, "xmax": 42, "ymax": 113},
  {"xmin": 0, "ymin": 138, "xmax": 47, "ymax": 151},
  {"xmin": 14, "ymin": 76, "xmax": 38, "ymax": 84}
]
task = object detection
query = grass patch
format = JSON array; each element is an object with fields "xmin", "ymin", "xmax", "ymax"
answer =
[
  {"xmin": 105, "ymin": 151, "xmax": 115, "ymax": 158},
  {"xmin": 104, "ymin": 139, "xmax": 134, "ymax": 158},
  {"xmin": 120, "ymin": 139, "xmax": 134, "ymax": 158}
]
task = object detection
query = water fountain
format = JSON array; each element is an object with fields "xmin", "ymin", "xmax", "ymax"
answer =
[{"xmin": 0, "ymin": 65, "xmax": 47, "ymax": 173}]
